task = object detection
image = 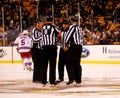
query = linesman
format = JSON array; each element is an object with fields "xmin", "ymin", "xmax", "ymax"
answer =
[
  {"xmin": 30, "ymin": 19, "xmax": 43, "ymax": 83},
  {"xmin": 42, "ymin": 16, "xmax": 61, "ymax": 86},
  {"xmin": 57, "ymin": 19, "xmax": 70, "ymax": 83},
  {"xmin": 64, "ymin": 16, "xmax": 83, "ymax": 86}
]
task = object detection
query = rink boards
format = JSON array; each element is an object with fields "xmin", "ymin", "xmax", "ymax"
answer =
[{"xmin": 0, "ymin": 45, "xmax": 120, "ymax": 64}]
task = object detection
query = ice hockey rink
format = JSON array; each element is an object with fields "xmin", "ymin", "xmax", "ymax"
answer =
[{"xmin": 0, "ymin": 63, "xmax": 120, "ymax": 98}]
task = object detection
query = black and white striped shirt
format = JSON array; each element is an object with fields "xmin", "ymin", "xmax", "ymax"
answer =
[
  {"xmin": 42, "ymin": 23, "xmax": 60, "ymax": 46},
  {"xmin": 31, "ymin": 28, "xmax": 42, "ymax": 48},
  {"xmin": 60, "ymin": 29, "xmax": 69, "ymax": 48},
  {"xmin": 64, "ymin": 24, "xmax": 83, "ymax": 46}
]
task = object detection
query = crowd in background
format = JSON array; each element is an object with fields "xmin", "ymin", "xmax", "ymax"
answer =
[{"xmin": 0, "ymin": 0, "xmax": 120, "ymax": 46}]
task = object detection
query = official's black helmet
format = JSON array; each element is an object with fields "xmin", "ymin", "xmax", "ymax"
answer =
[
  {"xmin": 71, "ymin": 15, "xmax": 78, "ymax": 22},
  {"xmin": 46, "ymin": 15, "xmax": 53, "ymax": 21},
  {"xmin": 62, "ymin": 19, "xmax": 70, "ymax": 24},
  {"xmin": 33, "ymin": 19, "xmax": 41, "ymax": 24}
]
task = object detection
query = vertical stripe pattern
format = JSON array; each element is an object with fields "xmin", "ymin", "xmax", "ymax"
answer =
[
  {"xmin": 60, "ymin": 30, "xmax": 67, "ymax": 48},
  {"xmin": 42, "ymin": 24, "xmax": 60, "ymax": 46},
  {"xmin": 31, "ymin": 28, "xmax": 42, "ymax": 48},
  {"xmin": 65, "ymin": 24, "xmax": 83, "ymax": 45}
]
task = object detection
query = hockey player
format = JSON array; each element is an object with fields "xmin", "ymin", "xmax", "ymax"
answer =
[{"xmin": 14, "ymin": 30, "xmax": 32, "ymax": 71}]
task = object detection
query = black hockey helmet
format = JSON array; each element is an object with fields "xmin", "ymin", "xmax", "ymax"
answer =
[
  {"xmin": 62, "ymin": 19, "xmax": 70, "ymax": 24},
  {"xmin": 46, "ymin": 15, "xmax": 53, "ymax": 22},
  {"xmin": 33, "ymin": 19, "xmax": 41, "ymax": 24},
  {"xmin": 71, "ymin": 15, "xmax": 78, "ymax": 22}
]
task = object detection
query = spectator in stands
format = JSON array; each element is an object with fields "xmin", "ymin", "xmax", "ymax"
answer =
[
  {"xmin": 22, "ymin": 7, "xmax": 31, "ymax": 29},
  {"xmin": 6, "ymin": 26, "xmax": 19, "ymax": 46},
  {"xmin": 60, "ymin": 6, "xmax": 67, "ymax": 17},
  {"xmin": 1, "ymin": 0, "xmax": 120, "ymax": 46},
  {"xmin": 99, "ymin": 33, "xmax": 109, "ymax": 44}
]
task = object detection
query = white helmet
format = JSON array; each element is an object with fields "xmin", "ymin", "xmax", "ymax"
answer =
[{"xmin": 22, "ymin": 30, "xmax": 29, "ymax": 35}]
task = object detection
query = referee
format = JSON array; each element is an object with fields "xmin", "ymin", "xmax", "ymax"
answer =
[
  {"xmin": 57, "ymin": 19, "xmax": 70, "ymax": 83},
  {"xmin": 64, "ymin": 16, "xmax": 83, "ymax": 86},
  {"xmin": 30, "ymin": 19, "xmax": 43, "ymax": 83},
  {"xmin": 42, "ymin": 16, "xmax": 61, "ymax": 86}
]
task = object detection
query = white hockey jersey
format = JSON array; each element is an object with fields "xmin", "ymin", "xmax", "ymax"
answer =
[{"xmin": 14, "ymin": 35, "xmax": 32, "ymax": 53}]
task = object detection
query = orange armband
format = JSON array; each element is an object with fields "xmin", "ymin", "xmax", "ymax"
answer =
[{"xmin": 57, "ymin": 32, "xmax": 61, "ymax": 38}]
